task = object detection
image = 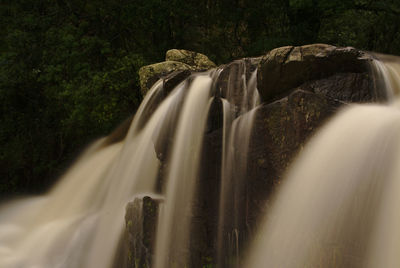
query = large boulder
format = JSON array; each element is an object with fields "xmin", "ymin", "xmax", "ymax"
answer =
[
  {"xmin": 138, "ymin": 61, "xmax": 194, "ymax": 96},
  {"xmin": 257, "ymin": 44, "xmax": 376, "ymax": 101},
  {"xmin": 241, "ymin": 45, "xmax": 386, "ymax": 239},
  {"xmin": 138, "ymin": 49, "xmax": 217, "ymax": 96},
  {"xmin": 166, "ymin": 49, "xmax": 216, "ymax": 70}
]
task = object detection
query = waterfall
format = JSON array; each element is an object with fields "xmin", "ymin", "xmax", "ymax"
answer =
[
  {"xmin": 245, "ymin": 55, "xmax": 400, "ymax": 267},
  {"xmin": 153, "ymin": 75, "xmax": 213, "ymax": 268},
  {"xmin": 217, "ymin": 61, "xmax": 260, "ymax": 267},
  {"xmin": 1, "ymin": 49, "xmax": 399, "ymax": 268},
  {"xmin": 0, "ymin": 72, "xmax": 211, "ymax": 267},
  {"xmin": 0, "ymin": 59, "xmax": 261, "ymax": 267}
]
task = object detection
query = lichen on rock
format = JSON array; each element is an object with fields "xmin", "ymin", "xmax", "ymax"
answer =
[
  {"xmin": 138, "ymin": 49, "xmax": 217, "ymax": 97},
  {"xmin": 138, "ymin": 61, "xmax": 194, "ymax": 96},
  {"xmin": 165, "ymin": 49, "xmax": 216, "ymax": 70}
]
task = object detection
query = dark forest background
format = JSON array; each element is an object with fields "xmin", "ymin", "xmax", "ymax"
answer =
[{"xmin": 1, "ymin": 0, "xmax": 400, "ymax": 195}]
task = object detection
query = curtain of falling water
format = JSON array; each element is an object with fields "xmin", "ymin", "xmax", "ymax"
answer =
[
  {"xmin": 0, "ymin": 78, "xmax": 165, "ymax": 267},
  {"xmin": 370, "ymin": 54, "xmax": 400, "ymax": 100},
  {"xmin": 217, "ymin": 60, "xmax": 260, "ymax": 267},
  {"xmin": 83, "ymin": 75, "xmax": 190, "ymax": 268},
  {"xmin": 0, "ymin": 142, "xmax": 124, "ymax": 268},
  {"xmin": 0, "ymin": 59, "xmax": 262, "ymax": 268},
  {"xmin": 0, "ymin": 74, "xmax": 196, "ymax": 268},
  {"xmin": 153, "ymin": 75, "xmax": 214, "ymax": 268},
  {"xmin": 245, "ymin": 56, "xmax": 400, "ymax": 268}
]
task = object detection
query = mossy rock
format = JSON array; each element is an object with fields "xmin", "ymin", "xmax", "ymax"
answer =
[
  {"xmin": 138, "ymin": 49, "xmax": 217, "ymax": 97},
  {"xmin": 166, "ymin": 49, "xmax": 216, "ymax": 70},
  {"xmin": 138, "ymin": 61, "xmax": 194, "ymax": 96}
]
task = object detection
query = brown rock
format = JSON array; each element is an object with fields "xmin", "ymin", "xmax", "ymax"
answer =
[
  {"xmin": 246, "ymin": 89, "xmax": 344, "ymax": 230},
  {"xmin": 305, "ymin": 72, "xmax": 384, "ymax": 102},
  {"xmin": 124, "ymin": 196, "xmax": 161, "ymax": 268},
  {"xmin": 215, "ymin": 57, "xmax": 261, "ymax": 113},
  {"xmin": 257, "ymin": 44, "xmax": 373, "ymax": 101}
]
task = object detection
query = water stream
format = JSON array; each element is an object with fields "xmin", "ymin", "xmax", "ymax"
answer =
[
  {"xmin": 245, "ymin": 55, "xmax": 400, "ymax": 268},
  {"xmin": 0, "ymin": 53, "xmax": 399, "ymax": 268}
]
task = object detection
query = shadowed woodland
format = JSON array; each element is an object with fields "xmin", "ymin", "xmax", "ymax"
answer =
[{"xmin": 1, "ymin": 0, "xmax": 400, "ymax": 194}]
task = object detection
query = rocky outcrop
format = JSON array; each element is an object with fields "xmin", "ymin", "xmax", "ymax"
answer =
[
  {"xmin": 257, "ymin": 44, "xmax": 380, "ymax": 102},
  {"xmin": 245, "ymin": 44, "xmax": 383, "ymax": 199},
  {"xmin": 138, "ymin": 61, "xmax": 194, "ymax": 96},
  {"xmin": 166, "ymin": 49, "xmax": 216, "ymax": 70},
  {"xmin": 128, "ymin": 45, "xmax": 386, "ymax": 267},
  {"xmin": 236, "ymin": 45, "xmax": 385, "ymax": 245},
  {"xmin": 138, "ymin": 49, "xmax": 216, "ymax": 96}
]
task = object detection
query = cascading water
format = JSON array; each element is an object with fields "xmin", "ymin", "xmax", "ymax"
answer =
[
  {"xmin": 0, "ymin": 58, "xmax": 260, "ymax": 268},
  {"xmin": 0, "ymin": 72, "xmax": 215, "ymax": 267},
  {"xmin": 245, "ymin": 55, "xmax": 400, "ymax": 267},
  {"xmin": 1, "ymin": 48, "xmax": 399, "ymax": 268},
  {"xmin": 153, "ymin": 75, "xmax": 214, "ymax": 268},
  {"xmin": 217, "ymin": 60, "xmax": 260, "ymax": 267}
]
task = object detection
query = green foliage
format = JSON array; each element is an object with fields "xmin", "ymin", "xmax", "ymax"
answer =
[
  {"xmin": 1, "ymin": 0, "xmax": 399, "ymax": 194},
  {"xmin": 1, "ymin": 1, "xmax": 145, "ymax": 193}
]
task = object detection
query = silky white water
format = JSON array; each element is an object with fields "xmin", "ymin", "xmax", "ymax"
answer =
[
  {"xmin": 2, "ymin": 53, "xmax": 399, "ymax": 268},
  {"xmin": 153, "ymin": 75, "xmax": 213, "ymax": 268},
  {"xmin": 0, "ymin": 72, "xmax": 217, "ymax": 268},
  {"xmin": 245, "ymin": 56, "xmax": 400, "ymax": 267},
  {"xmin": 0, "ymin": 58, "xmax": 261, "ymax": 267},
  {"xmin": 217, "ymin": 61, "xmax": 260, "ymax": 268}
]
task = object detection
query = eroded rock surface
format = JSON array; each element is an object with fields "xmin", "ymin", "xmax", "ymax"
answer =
[
  {"xmin": 246, "ymin": 89, "xmax": 343, "ymax": 224},
  {"xmin": 257, "ymin": 44, "xmax": 377, "ymax": 101}
]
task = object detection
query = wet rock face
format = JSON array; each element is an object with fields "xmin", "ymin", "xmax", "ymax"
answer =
[
  {"xmin": 246, "ymin": 90, "xmax": 343, "ymax": 224},
  {"xmin": 305, "ymin": 72, "xmax": 376, "ymax": 102},
  {"xmin": 127, "ymin": 45, "xmax": 384, "ymax": 267},
  {"xmin": 243, "ymin": 45, "xmax": 384, "ymax": 233},
  {"xmin": 124, "ymin": 196, "xmax": 160, "ymax": 268},
  {"xmin": 162, "ymin": 69, "xmax": 192, "ymax": 93},
  {"xmin": 257, "ymin": 44, "xmax": 378, "ymax": 102},
  {"xmin": 246, "ymin": 45, "xmax": 383, "ymax": 207},
  {"xmin": 191, "ymin": 127, "xmax": 223, "ymax": 267},
  {"xmin": 216, "ymin": 57, "xmax": 261, "ymax": 113}
]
